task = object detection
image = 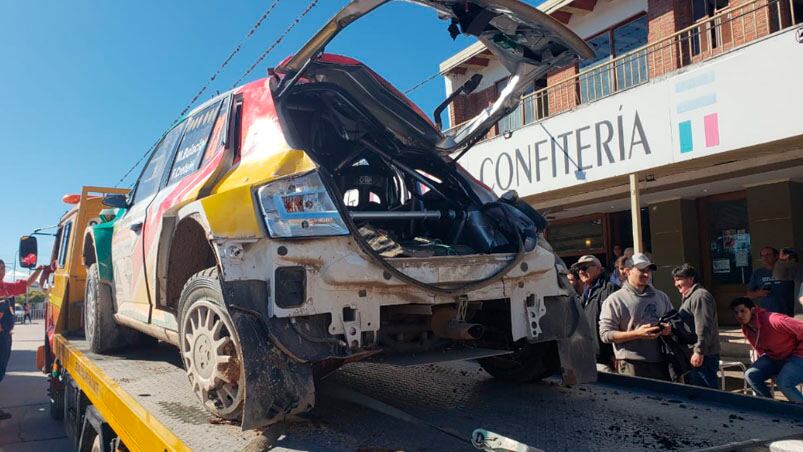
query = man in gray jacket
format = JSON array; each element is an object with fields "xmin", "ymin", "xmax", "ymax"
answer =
[
  {"xmin": 599, "ymin": 253, "xmax": 674, "ymax": 380},
  {"xmin": 673, "ymin": 264, "xmax": 720, "ymax": 388}
]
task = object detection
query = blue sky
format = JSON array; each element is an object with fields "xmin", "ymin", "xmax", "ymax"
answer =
[{"xmin": 0, "ymin": 0, "xmax": 533, "ymax": 280}]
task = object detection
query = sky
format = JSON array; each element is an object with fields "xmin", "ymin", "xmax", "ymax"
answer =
[{"xmin": 0, "ymin": 0, "xmax": 539, "ymax": 281}]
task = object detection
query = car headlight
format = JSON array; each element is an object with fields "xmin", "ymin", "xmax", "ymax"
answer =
[{"xmin": 257, "ymin": 171, "xmax": 349, "ymax": 238}]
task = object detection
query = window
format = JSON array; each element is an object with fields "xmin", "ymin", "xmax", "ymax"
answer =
[
  {"xmin": 496, "ymin": 79, "xmax": 538, "ymax": 134},
  {"xmin": 522, "ymin": 78, "xmax": 548, "ymax": 124},
  {"xmin": 58, "ymin": 221, "xmax": 73, "ymax": 268},
  {"xmin": 579, "ymin": 15, "xmax": 648, "ymax": 103},
  {"xmin": 690, "ymin": 0, "xmax": 730, "ymax": 55},
  {"xmin": 579, "ymin": 33, "xmax": 612, "ymax": 103},
  {"xmin": 168, "ymin": 100, "xmax": 223, "ymax": 184},
  {"xmin": 546, "ymin": 216, "xmax": 606, "ymax": 256},
  {"xmin": 613, "ymin": 16, "xmax": 649, "ymax": 90},
  {"xmin": 202, "ymin": 97, "xmax": 231, "ymax": 164},
  {"xmin": 133, "ymin": 123, "xmax": 185, "ymax": 204},
  {"xmin": 704, "ymin": 198, "xmax": 751, "ymax": 285}
]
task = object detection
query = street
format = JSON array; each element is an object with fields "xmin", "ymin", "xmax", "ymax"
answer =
[{"xmin": 0, "ymin": 322, "xmax": 70, "ymax": 452}]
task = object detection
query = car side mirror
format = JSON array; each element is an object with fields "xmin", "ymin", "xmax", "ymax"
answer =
[
  {"xmin": 102, "ymin": 193, "xmax": 129, "ymax": 209},
  {"xmin": 19, "ymin": 235, "xmax": 38, "ymax": 269}
]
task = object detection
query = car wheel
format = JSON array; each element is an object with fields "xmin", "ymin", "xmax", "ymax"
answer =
[
  {"xmin": 178, "ymin": 267, "xmax": 244, "ymax": 420},
  {"xmin": 84, "ymin": 264, "xmax": 153, "ymax": 353},
  {"xmin": 478, "ymin": 340, "xmax": 560, "ymax": 383}
]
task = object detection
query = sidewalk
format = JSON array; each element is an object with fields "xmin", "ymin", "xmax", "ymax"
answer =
[{"xmin": 0, "ymin": 322, "xmax": 70, "ymax": 452}]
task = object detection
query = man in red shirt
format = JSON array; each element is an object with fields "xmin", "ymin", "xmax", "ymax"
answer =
[
  {"xmin": 731, "ymin": 297, "xmax": 803, "ymax": 403},
  {"xmin": 0, "ymin": 259, "xmax": 44, "ymax": 420}
]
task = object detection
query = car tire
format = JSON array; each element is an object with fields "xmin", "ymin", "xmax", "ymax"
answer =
[
  {"xmin": 84, "ymin": 263, "xmax": 152, "ymax": 353},
  {"xmin": 478, "ymin": 340, "xmax": 560, "ymax": 383},
  {"xmin": 178, "ymin": 267, "xmax": 244, "ymax": 420}
]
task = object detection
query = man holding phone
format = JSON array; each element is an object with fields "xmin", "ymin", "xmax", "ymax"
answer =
[
  {"xmin": 0, "ymin": 259, "xmax": 44, "ymax": 420},
  {"xmin": 599, "ymin": 253, "xmax": 674, "ymax": 380}
]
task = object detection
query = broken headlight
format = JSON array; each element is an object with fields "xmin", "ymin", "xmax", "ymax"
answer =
[{"xmin": 257, "ymin": 171, "xmax": 349, "ymax": 238}]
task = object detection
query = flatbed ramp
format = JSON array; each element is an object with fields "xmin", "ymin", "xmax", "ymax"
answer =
[{"xmin": 60, "ymin": 336, "xmax": 803, "ymax": 451}]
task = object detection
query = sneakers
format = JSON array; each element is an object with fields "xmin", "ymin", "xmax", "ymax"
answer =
[{"xmin": 0, "ymin": 409, "xmax": 11, "ymax": 420}]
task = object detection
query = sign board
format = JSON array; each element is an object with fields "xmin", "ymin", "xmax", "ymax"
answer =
[{"xmin": 459, "ymin": 28, "xmax": 803, "ymax": 198}]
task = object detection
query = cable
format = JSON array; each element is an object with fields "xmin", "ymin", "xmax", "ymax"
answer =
[
  {"xmin": 115, "ymin": 1, "xmax": 287, "ymax": 188},
  {"xmin": 232, "ymin": 0, "xmax": 320, "ymax": 87},
  {"xmin": 403, "ymin": 70, "xmax": 445, "ymax": 95},
  {"xmin": 177, "ymin": 0, "xmax": 284, "ymax": 119},
  {"xmin": 114, "ymin": 137, "xmax": 161, "ymax": 187}
]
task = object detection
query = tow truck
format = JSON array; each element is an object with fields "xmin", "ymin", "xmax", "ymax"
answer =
[
  {"xmin": 18, "ymin": 0, "xmax": 803, "ymax": 449},
  {"xmin": 20, "ymin": 194, "xmax": 803, "ymax": 452}
]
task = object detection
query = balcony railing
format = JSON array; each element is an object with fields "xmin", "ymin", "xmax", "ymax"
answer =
[{"xmin": 489, "ymin": 0, "xmax": 798, "ymax": 135}]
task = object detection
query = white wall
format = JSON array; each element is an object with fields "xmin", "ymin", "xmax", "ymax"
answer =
[
  {"xmin": 568, "ymin": 0, "xmax": 649, "ymax": 39},
  {"xmin": 446, "ymin": 61, "xmax": 510, "ymax": 94}
]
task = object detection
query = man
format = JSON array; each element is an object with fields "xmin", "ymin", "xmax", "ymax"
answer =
[
  {"xmin": 599, "ymin": 253, "xmax": 674, "ymax": 380},
  {"xmin": 747, "ymin": 247, "xmax": 782, "ymax": 313},
  {"xmin": 566, "ymin": 264, "xmax": 584, "ymax": 296},
  {"xmin": 775, "ymin": 248, "xmax": 802, "ymax": 315},
  {"xmin": 22, "ymin": 301, "xmax": 31, "ymax": 324},
  {"xmin": 672, "ymin": 264, "xmax": 720, "ymax": 388},
  {"xmin": 576, "ymin": 255, "xmax": 618, "ymax": 372},
  {"xmin": 0, "ymin": 259, "xmax": 44, "ymax": 420},
  {"xmin": 609, "ymin": 245, "xmax": 624, "ymax": 286},
  {"xmin": 731, "ymin": 297, "xmax": 803, "ymax": 403},
  {"xmin": 611, "ymin": 256, "xmax": 627, "ymax": 286}
]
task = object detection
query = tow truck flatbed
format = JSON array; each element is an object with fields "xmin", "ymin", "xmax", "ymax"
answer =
[{"xmin": 55, "ymin": 334, "xmax": 803, "ymax": 451}]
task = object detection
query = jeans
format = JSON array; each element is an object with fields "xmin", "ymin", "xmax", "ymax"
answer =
[
  {"xmin": 618, "ymin": 360, "xmax": 671, "ymax": 381},
  {"xmin": 744, "ymin": 355, "xmax": 803, "ymax": 403},
  {"xmin": 0, "ymin": 332, "xmax": 11, "ymax": 383},
  {"xmin": 686, "ymin": 354, "xmax": 720, "ymax": 389}
]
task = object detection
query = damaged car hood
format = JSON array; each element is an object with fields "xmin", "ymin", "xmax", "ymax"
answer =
[{"xmin": 276, "ymin": 0, "xmax": 593, "ymax": 156}]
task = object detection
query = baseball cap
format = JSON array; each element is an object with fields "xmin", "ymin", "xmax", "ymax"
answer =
[
  {"xmin": 576, "ymin": 255, "xmax": 601, "ymax": 269},
  {"xmin": 627, "ymin": 253, "xmax": 657, "ymax": 270}
]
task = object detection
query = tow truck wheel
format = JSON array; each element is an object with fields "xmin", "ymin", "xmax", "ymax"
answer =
[
  {"xmin": 178, "ymin": 267, "xmax": 244, "ymax": 420},
  {"xmin": 85, "ymin": 264, "xmax": 153, "ymax": 353},
  {"xmin": 478, "ymin": 341, "xmax": 560, "ymax": 383}
]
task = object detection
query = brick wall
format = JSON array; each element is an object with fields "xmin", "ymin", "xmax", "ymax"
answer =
[
  {"xmin": 445, "ymin": 0, "xmax": 796, "ymax": 130},
  {"xmin": 648, "ymin": 0, "xmax": 693, "ymax": 77},
  {"xmin": 450, "ymin": 84, "xmax": 499, "ymax": 137},
  {"xmin": 546, "ymin": 64, "xmax": 579, "ymax": 116}
]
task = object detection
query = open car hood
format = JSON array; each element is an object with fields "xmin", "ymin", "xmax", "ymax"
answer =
[{"xmin": 276, "ymin": 0, "xmax": 593, "ymax": 156}]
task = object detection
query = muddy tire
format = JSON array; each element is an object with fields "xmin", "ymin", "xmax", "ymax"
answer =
[
  {"xmin": 478, "ymin": 340, "xmax": 560, "ymax": 383},
  {"xmin": 84, "ymin": 264, "xmax": 152, "ymax": 353},
  {"xmin": 178, "ymin": 267, "xmax": 244, "ymax": 420}
]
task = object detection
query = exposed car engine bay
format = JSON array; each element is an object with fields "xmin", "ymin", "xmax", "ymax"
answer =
[{"xmin": 275, "ymin": 65, "xmax": 547, "ymax": 264}]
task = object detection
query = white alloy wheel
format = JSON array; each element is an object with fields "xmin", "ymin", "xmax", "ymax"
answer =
[
  {"xmin": 180, "ymin": 298, "xmax": 244, "ymax": 417},
  {"xmin": 84, "ymin": 274, "xmax": 97, "ymax": 345}
]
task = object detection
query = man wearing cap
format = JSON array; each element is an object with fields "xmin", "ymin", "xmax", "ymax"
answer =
[
  {"xmin": 576, "ymin": 255, "xmax": 619, "ymax": 372},
  {"xmin": 599, "ymin": 253, "xmax": 674, "ymax": 380}
]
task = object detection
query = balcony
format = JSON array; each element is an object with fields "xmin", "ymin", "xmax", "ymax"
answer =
[{"xmin": 492, "ymin": 0, "xmax": 800, "ymax": 135}]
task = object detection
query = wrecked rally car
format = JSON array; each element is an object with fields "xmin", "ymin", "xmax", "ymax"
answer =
[{"xmin": 82, "ymin": 0, "xmax": 596, "ymax": 430}]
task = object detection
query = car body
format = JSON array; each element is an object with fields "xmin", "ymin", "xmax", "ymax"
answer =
[{"xmin": 81, "ymin": 0, "xmax": 597, "ymax": 430}]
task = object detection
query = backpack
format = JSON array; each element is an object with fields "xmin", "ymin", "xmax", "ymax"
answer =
[
  {"xmin": 657, "ymin": 309, "xmax": 696, "ymax": 382},
  {"xmin": 660, "ymin": 309, "xmax": 697, "ymax": 345}
]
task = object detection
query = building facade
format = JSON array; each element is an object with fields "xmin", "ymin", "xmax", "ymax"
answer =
[{"xmin": 441, "ymin": 0, "xmax": 803, "ymax": 320}]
